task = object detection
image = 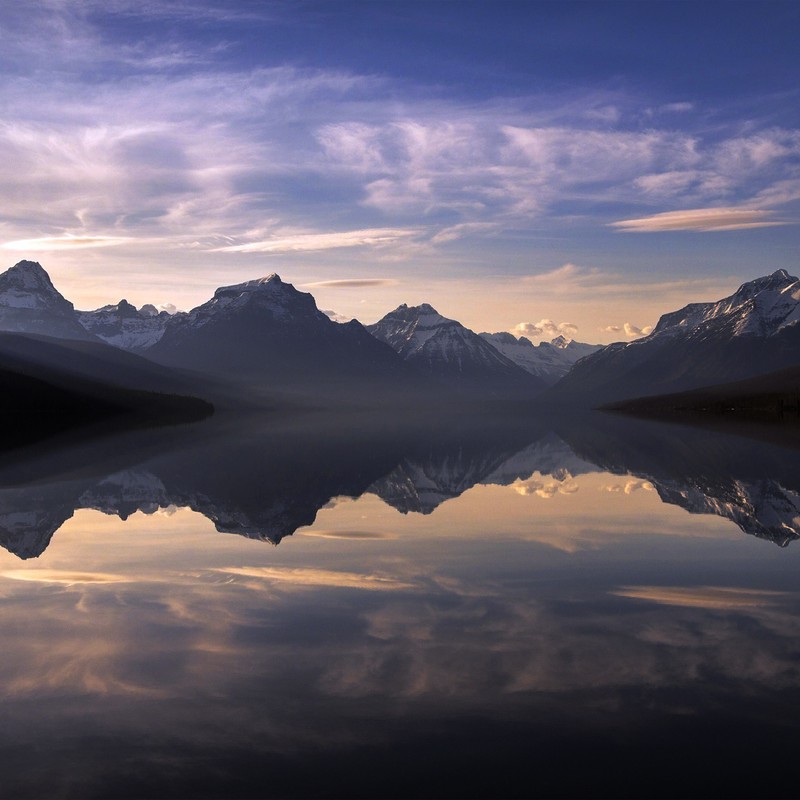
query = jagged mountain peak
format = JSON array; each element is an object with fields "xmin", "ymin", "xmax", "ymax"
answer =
[
  {"xmin": 93, "ymin": 299, "xmax": 139, "ymax": 316},
  {"xmin": 390, "ymin": 302, "xmax": 447, "ymax": 321},
  {"xmin": 728, "ymin": 268, "xmax": 798, "ymax": 302},
  {"xmin": 650, "ymin": 268, "xmax": 800, "ymax": 340},
  {"xmin": 550, "ymin": 266, "xmax": 800, "ymax": 406},
  {"xmin": 478, "ymin": 330, "xmax": 601, "ymax": 385},
  {"xmin": 213, "ymin": 273, "xmax": 287, "ymax": 297},
  {"xmin": 368, "ymin": 305, "xmax": 545, "ymax": 395},
  {"xmin": 198, "ymin": 273, "xmax": 323, "ymax": 323},
  {"xmin": 0, "ymin": 259, "xmax": 86, "ymax": 336},
  {"xmin": 1, "ymin": 260, "xmax": 62, "ymax": 296},
  {"xmin": 76, "ymin": 295, "xmax": 173, "ymax": 350}
]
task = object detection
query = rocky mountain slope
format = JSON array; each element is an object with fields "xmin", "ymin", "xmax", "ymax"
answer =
[
  {"xmin": 479, "ymin": 332, "xmax": 600, "ymax": 385},
  {"xmin": 550, "ymin": 270, "xmax": 800, "ymax": 405},
  {"xmin": 368, "ymin": 303, "xmax": 544, "ymax": 396}
]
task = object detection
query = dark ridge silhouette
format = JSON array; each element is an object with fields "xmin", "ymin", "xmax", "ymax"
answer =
[
  {"xmin": 146, "ymin": 274, "xmax": 426, "ymax": 398},
  {"xmin": 0, "ymin": 332, "xmax": 213, "ymax": 450},
  {"xmin": 604, "ymin": 362, "xmax": 800, "ymax": 421}
]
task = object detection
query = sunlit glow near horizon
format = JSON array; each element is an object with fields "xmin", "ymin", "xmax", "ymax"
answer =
[{"xmin": 0, "ymin": 1, "xmax": 798, "ymax": 341}]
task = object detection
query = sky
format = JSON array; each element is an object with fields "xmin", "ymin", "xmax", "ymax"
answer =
[{"xmin": 1, "ymin": 0, "xmax": 799, "ymax": 343}]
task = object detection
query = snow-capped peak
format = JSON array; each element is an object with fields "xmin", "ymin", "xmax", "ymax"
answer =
[
  {"xmin": 0, "ymin": 260, "xmax": 74, "ymax": 312},
  {"xmin": 76, "ymin": 297, "xmax": 175, "ymax": 350},
  {"xmin": 478, "ymin": 330, "xmax": 601, "ymax": 384},
  {"xmin": 220, "ymin": 273, "xmax": 282, "ymax": 292},
  {"xmin": 369, "ymin": 303, "xmax": 460, "ymax": 357},
  {"xmin": 182, "ymin": 272, "xmax": 322, "ymax": 328},
  {"xmin": 393, "ymin": 303, "xmax": 449, "ymax": 325},
  {"xmin": 650, "ymin": 268, "xmax": 800, "ymax": 340},
  {"xmin": 211, "ymin": 273, "xmax": 289, "ymax": 300},
  {"xmin": 733, "ymin": 269, "xmax": 794, "ymax": 299},
  {"xmin": 4, "ymin": 260, "xmax": 53, "ymax": 288}
]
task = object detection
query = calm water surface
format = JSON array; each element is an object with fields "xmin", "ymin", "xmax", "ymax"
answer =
[{"xmin": 0, "ymin": 412, "xmax": 798, "ymax": 798}]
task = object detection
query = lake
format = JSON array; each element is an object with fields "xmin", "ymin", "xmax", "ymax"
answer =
[{"xmin": 0, "ymin": 411, "xmax": 798, "ymax": 798}]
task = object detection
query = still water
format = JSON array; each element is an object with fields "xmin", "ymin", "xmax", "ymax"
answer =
[{"xmin": 0, "ymin": 411, "xmax": 798, "ymax": 798}]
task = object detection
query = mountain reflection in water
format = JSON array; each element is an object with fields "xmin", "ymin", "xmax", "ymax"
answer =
[
  {"xmin": 0, "ymin": 412, "xmax": 799, "ymax": 799},
  {"xmin": 1, "ymin": 411, "xmax": 800, "ymax": 557}
]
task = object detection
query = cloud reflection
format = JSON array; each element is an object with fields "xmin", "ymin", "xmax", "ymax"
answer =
[
  {"xmin": 1, "ymin": 569, "xmax": 131, "ymax": 585},
  {"xmin": 613, "ymin": 585, "xmax": 788, "ymax": 609},
  {"xmin": 214, "ymin": 566, "xmax": 416, "ymax": 591}
]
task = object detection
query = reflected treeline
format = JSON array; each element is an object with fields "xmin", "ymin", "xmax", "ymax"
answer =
[{"xmin": 2, "ymin": 410, "xmax": 800, "ymax": 558}]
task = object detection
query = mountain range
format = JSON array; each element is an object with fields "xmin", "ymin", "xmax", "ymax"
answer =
[
  {"xmin": 1, "ymin": 411, "xmax": 798, "ymax": 560},
  {"xmin": 2, "ymin": 259, "xmax": 800, "ymax": 420},
  {"xmin": 367, "ymin": 303, "xmax": 546, "ymax": 395},
  {"xmin": 0, "ymin": 260, "xmax": 600, "ymax": 409},
  {"xmin": 550, "ymin": 269, "xmax": 800, "ymax": 405}
]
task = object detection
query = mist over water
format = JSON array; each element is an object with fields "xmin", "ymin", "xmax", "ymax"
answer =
[{"xmin": 1, "ymin": 410, "xmax": 799, "ymax": 798}]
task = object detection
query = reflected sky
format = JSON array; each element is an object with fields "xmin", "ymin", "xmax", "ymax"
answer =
[{"xmin": 0, "ymin": 413, "xmax": 799, "ymax": 798}]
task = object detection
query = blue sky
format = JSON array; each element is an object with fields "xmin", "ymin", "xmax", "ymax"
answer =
[{"xmin": 1, "ymin": 0, "xmax": 799, "ymax": 341}]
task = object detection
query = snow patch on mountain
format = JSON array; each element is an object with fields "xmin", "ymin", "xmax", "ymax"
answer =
[
  {"xmin": 77, "ymin": 299, "xmax": 173, "ymax": 350},
  {"xmin": 168, "ymin": 274, "xmax": 329, "ymax": 336},
  {"xmin": 479, "ymin": 331, "xmax": 601, "ymax": 385},
  {"xmin": 0, "ymin": 260, "xmax": 75, "ymax": 313},
  {"xmin": 651, "ymin": 269, "xmax": 800, "ymax": 340},
  {"xmin": 367, "ymin": 303, "xmax": 545, "ymax": 393},
  {"xmin": 0, "ymin": 260, "xmax": 98, "ymax": 340}
]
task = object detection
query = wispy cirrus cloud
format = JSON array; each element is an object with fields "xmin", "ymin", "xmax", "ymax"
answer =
[
  {"xmin": 1, "ymin": 0, "xmax": 799, "ymax": 325},
  {"xmin": 610, "ymin": 207, "xmax": 789, "ymax": 232},
  {"xmin": 212, "ymin": 229, "xmax": 416, "ymax": 254},
  {"xmin": 304, "ymin": 278, "xmax": 399, "ymax": 288},
  {"xmin": 1, "ymin": 235, "xmax": 131, "ymax": 251},
  {"xmin": 1, "ymin": 570, "xmax": 131, "ymax": 585}
]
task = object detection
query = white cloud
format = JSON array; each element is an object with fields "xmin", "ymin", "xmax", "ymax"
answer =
[
  {"xmin": 322, "ymin": 309, "xmax": 353, "ymax": 323},
  {"xmin": 624, "ymin": 322, "xmax": 653, "ymax": 337},
  {"xmin": 0, "ymin": 0, "xmax": 799, "ymax": 318},
  {"xmin": 1, "ymin": 235, "xmax": 131, "ymax": 251},
  {"xmin": 610, "ymin": 207, "xmax": 788, "ymax": 232},
  {"xmin": 512, "ymin": 319, "xmax": 578, "ymax": 338},
  {"xmin": 714, "ymin": 132, "xmax": 800, "ymax": 174},
  {"xmin": 304, "ymin": 278, "xmax": 398, "ymax": 288},
  {"xmin": 213, "ymin": 229, "xmax": 417, "ymax": 254},
  {"xmin": 430, "ymin": 222, "xmax": 499, "ymax": 244},
  {"xmin": 601, "ymin": 322, "xmax": 653, "ymax": 338}
]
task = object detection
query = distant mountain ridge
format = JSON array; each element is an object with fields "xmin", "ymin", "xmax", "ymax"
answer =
[
  {"xmin": 368, "ymin": 303, "xmax": 545, "ymax": 395},
  {"xmin": 549, "ymin": 269, "xmax": 800, "ymax": 405},
  {"xmin": 479, "ymin": 331, "xmax": 601, "ymax": 385},
  {"xmin": 4, "ymin": 259, "xmax": 800, "ymax": 409},
  {"xmin": 77, "ymin": 299, "xmax": 172, "ymax": 350}
]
